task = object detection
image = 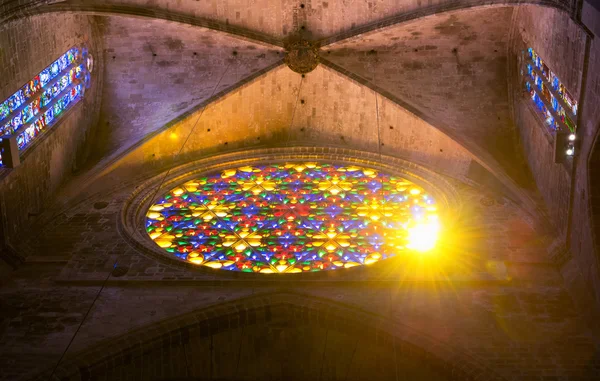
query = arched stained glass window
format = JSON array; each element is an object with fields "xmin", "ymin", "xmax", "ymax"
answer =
[
  {"xmin": 522, "ymin": 48, "xmax": 578, "ymax": 135},
  {"xmin": 0, "ymin": 45, "xmax": 93, "ymax": 166},
  {"xmin": 146, "ymin": 163, "xmax": 440, "ymax": 273}
]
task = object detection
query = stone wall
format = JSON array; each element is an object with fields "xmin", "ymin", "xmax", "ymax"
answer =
[
  {"xmin": 1, "ymin": 153, "xmax": 597, "ymax": 380},
  {"xmin": 570, "ymin": 22, "xmax": 600, "ymax": 309},
  {"xmin": 0, "ymin": 4, "xmax": 599, "ymax": 381},
  {"xmin": 511, "ymin": 6, "xmax": 586, "ymax": 235},
  {"xmin": 510, "ymin": 6, "xmax": 600, "ymax": 326},
  {"xmin": 322, "ymin": 6, "xmax": 541, "ymax": 215},
  {"xmin": 0, "ymin": 0, "xmax": 577, "ymax": 41},
  {"xmin": 68, "ymin": 64, "xmax": 477, "ymax": 207},
  {"xmin": 0, "ymin": 14, "xmax": 103, "ymax": 262},
  {"xmin": 34, "ymin": 297, "xmax": 486, "ymax": 381},
  {"xmin": 92, "ymin": 16, "xmax": 282, "ymax": 164}
]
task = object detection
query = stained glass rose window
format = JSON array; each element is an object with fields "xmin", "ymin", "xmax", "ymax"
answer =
[{"xmin": 146, "ymin": 163, "xmax": 439, "ymax": 273}]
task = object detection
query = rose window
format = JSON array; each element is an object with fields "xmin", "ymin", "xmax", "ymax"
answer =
[{"xmin": 146, "ymin": 162, "xmax": 440, "ymax": 273}]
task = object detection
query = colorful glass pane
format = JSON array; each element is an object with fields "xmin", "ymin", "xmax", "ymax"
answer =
[
  {"xmin": 1, "ymin": 121, "xmax": 12, "ymax": 136},
  {"xmin": 8, "ymin": 91, "xmax": 25, "ymax": 113},
  {"xmin": 45, "ymin": 108, "xmax": 54, "ymax": 124},
  {"xmin": 40, "ymin": 69, "xmax": 51, "ymax": 87},
  {"xmin": 0, "ymin": 46, "xmax": 92, "ymax": 165},
  {"xmin": 524, "ymin": 48, "xmax": 580, "ymax": 134},
  {"xmin": 527, "ymin": 48, "xmax": 578, "ymax": 116},
  {"xmin": 0, "ymin": 102, "xmax": 8, "ymax": 120},
  {"xmin": 146, "ymin": 163, "xmax": 440, "ymax": 273}
]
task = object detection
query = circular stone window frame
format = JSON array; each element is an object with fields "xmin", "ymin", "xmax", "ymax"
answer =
[{"xmin": 120, "ymin": 147, "xmax": 461, "ymax": 280}]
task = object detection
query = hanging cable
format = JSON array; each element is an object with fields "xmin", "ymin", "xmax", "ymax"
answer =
[
  {"xmin": 209, "ymin": 334, "xmax": 214, "ymax": 381},
  {"xmin": 233, "ymin": 324, "xmax": 246, "ymax": 379},
  {"xmin": 48, "ymin": 61, "xmax": 233, "ymax": 380},
  {"xmin": 183, "ymin": 335, "xmax": 191, "ymax": 377},
  {"xmin": 370, "ymin": 53, "xmax": 387, "ymax": 280},
  {"xmin": 278, "ymin": 72, "xmax": 345, "ymax": 270},
  {"xmin": 199, "ymin": 72, "xmax": 306, "ymax": 274},
  {"xmin": 318, "ymin": 329, "xmax": 330, "ymax": 381},
  {"xmin": 390, "ymin": 290, "xmax": 399, "ymax": 381},
  {"xmin": 370, "ymin": 52, "xmax": 383, "ymax": 164},
  {"xmin": 48, "ymin": 261, "xmax": 115, "ymax": 380},
  {"xmin": 374, "ymin": 54, "xmax": 399, "ymax": 381},
  {"xmin": 286, "ymin": 74, "xmax": 305, "ymax": 147},
  {"xmin": 139, "ymin": 61, "xmax": 233, "ymax": 222},
  {"xmin": 375, "ymin": 88, "xmax": 383, "ymax": 163},
  {"xmin": 343, "ymin": 337, "xmax": 360, "ymax": 381}
]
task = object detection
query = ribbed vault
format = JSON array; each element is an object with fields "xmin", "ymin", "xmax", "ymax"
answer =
[
  {"xmin": 60, "ymin": 5, "xmax": 569, "ymax": 220},
  {"xmin": 104, "ymin": 64, "xmax": 476, "ymax": 179},
  {"xmin": 28, "ymin": 5, "xmax": 578, "ymax": 217},
  {"xmin": 0, "ymin": 2, "xmax": 582, "ymax": 246},
  {"xmin": 1, "ymin": 0, "xmax": 575, "ymax": 42},
  {"xmin": 1, "ymin": 2, "xmax": 600, "ymax": 381},
  {"xmin": 323, "ymin": 7, "xmax": 528, "ymax": 186},
  {"xmin": 1, "ymin": 3, "xmax": 599, "ymax": 381},
  {"xmin": 92, "ymin": 16, "xmax": 283, "ymax": 161}
]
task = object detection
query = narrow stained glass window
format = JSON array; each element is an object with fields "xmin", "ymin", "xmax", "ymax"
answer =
[
  {"xmin": 0, "ymin": 45, "xmax": 94, "ymax": 166},
  {"xmin": 522, "ymin": 48, "xmax": 578, "ymax": 135},
  {"xmin": 146, "ymin": 163, "xmax": 440, "ymax": 273}
]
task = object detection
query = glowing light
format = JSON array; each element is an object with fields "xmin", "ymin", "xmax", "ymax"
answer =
[
  {"xmin": 169, "ymin": 132, "xmax": 178, "ymax": 140},
  {"xmin": 146, "ymin": 162, "xmax": 441, "ymax": 272},
  {"xmin": 155, "ymin": 239, "xmax": 173, "ymax": 248},
  {"xmin": 406, "ymin": 219, "xmax": 440, "ymax": 252},
  {"xmin": 146, "ymin": 212, "xmax": 163, "ymax": 220},
  {"xmin": 568, "ymin": 134, "xmax": 576, "ymax": 141},
  {"xmin": 276, "ymin": 264, "xmax": 289, "ymax": 272},
  {"xmin": 566, "ymin": 148, "xmax": 574, "ymax": 156},
  {"xmin": 189, "ymin": 257, "xmax": 204, "ymax": 265}
]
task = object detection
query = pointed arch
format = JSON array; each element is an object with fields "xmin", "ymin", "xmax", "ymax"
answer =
[{"xmin": 37, "ymin": 292, "xmax": 506, "ymax": 381}]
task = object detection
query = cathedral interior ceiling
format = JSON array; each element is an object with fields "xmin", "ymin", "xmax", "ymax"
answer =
[
  {"xmin": 0, "ymin": 2, "xmax": 582, "ymax": 259},
  {"xmin": 1, "ymin": 0, "xmax": 573, "ymax": 41},
  {"xmin": 4, "ymin": 4, "xmax": 570, "ymax": 218},
  {"xmin": 1, "ymin": 2, "xmax": 598, "ymax": 380}
]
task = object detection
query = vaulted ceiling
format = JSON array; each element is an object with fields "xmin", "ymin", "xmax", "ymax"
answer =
[
  {"xmin": 1, "ymin": 3, "xmax": 597, "ymax": 380},
  {"xmin": 1, "ymin": 0, "xmax": 571, "ymax": 42},
  {"xmin": 1, "ymin": 0, "xmax": 577, "ymax": 216},
  {"xmin": 94, "ymin": 16, "xmax": 283, "ymax": 158},
  {"xmin": 324, "ymin": 7, "xmax": 525, "ymax": 184}
]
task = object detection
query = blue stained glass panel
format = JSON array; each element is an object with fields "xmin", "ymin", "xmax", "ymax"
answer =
[
  {"xmin": 50, "ymin": 62, "xmax": 60, "ymax": 77},
  {"xmin": 2, "ymin": 122, "xmax": 12, "ymax": 136},
  {"xmin": 40, "ymin": 69, "xmax": 51, "ymax": 87},
  {"xmin": 11, "ymin": 114, "xmax": 23, "ymax": 130},
  {"xmin": 0, "ymin": 45, "xmax": 93, "ymax": 165},
  {"xmin": 8, "ymin": 92, "xmax": 25, "ymax": 113},
  {"xmin": 53, "ymin": 102, "xmax": 62, "ymax": 117},
  {"xmin": 529, "ymin": 89, "xmax": 557, "ymax": 131},
  {"xmin": 527, "ymin": 47, "xmax": 578, "ymax": 119},
  {"xmin": 41, "ymin": 89, "xmax": 52, "ymax": 107},
  {"xmin": 22, "ymin": 105, "xmax": 33, "ymax": 124},
  {"xmin": 45, "ymin": 108, "xmax": 54, "ymax": 124},
  {"xmin": 59, "ymin": 74, "xmax": 70, "ymax": 91}
]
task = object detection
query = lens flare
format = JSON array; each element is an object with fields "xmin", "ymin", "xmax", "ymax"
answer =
[{"xmin": 406, "ymin": 219, "xmax": 440, "ymax": 252}]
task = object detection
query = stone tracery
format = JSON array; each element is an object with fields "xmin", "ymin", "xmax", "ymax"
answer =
[{"xmin": 146, "ymin": 162, "xmax": 439, "ymax": 273}]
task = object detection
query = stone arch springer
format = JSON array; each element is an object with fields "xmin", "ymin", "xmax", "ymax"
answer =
[{"xmin": 37, "ymin": 291, "xmax": 507, "ymax": 381}]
